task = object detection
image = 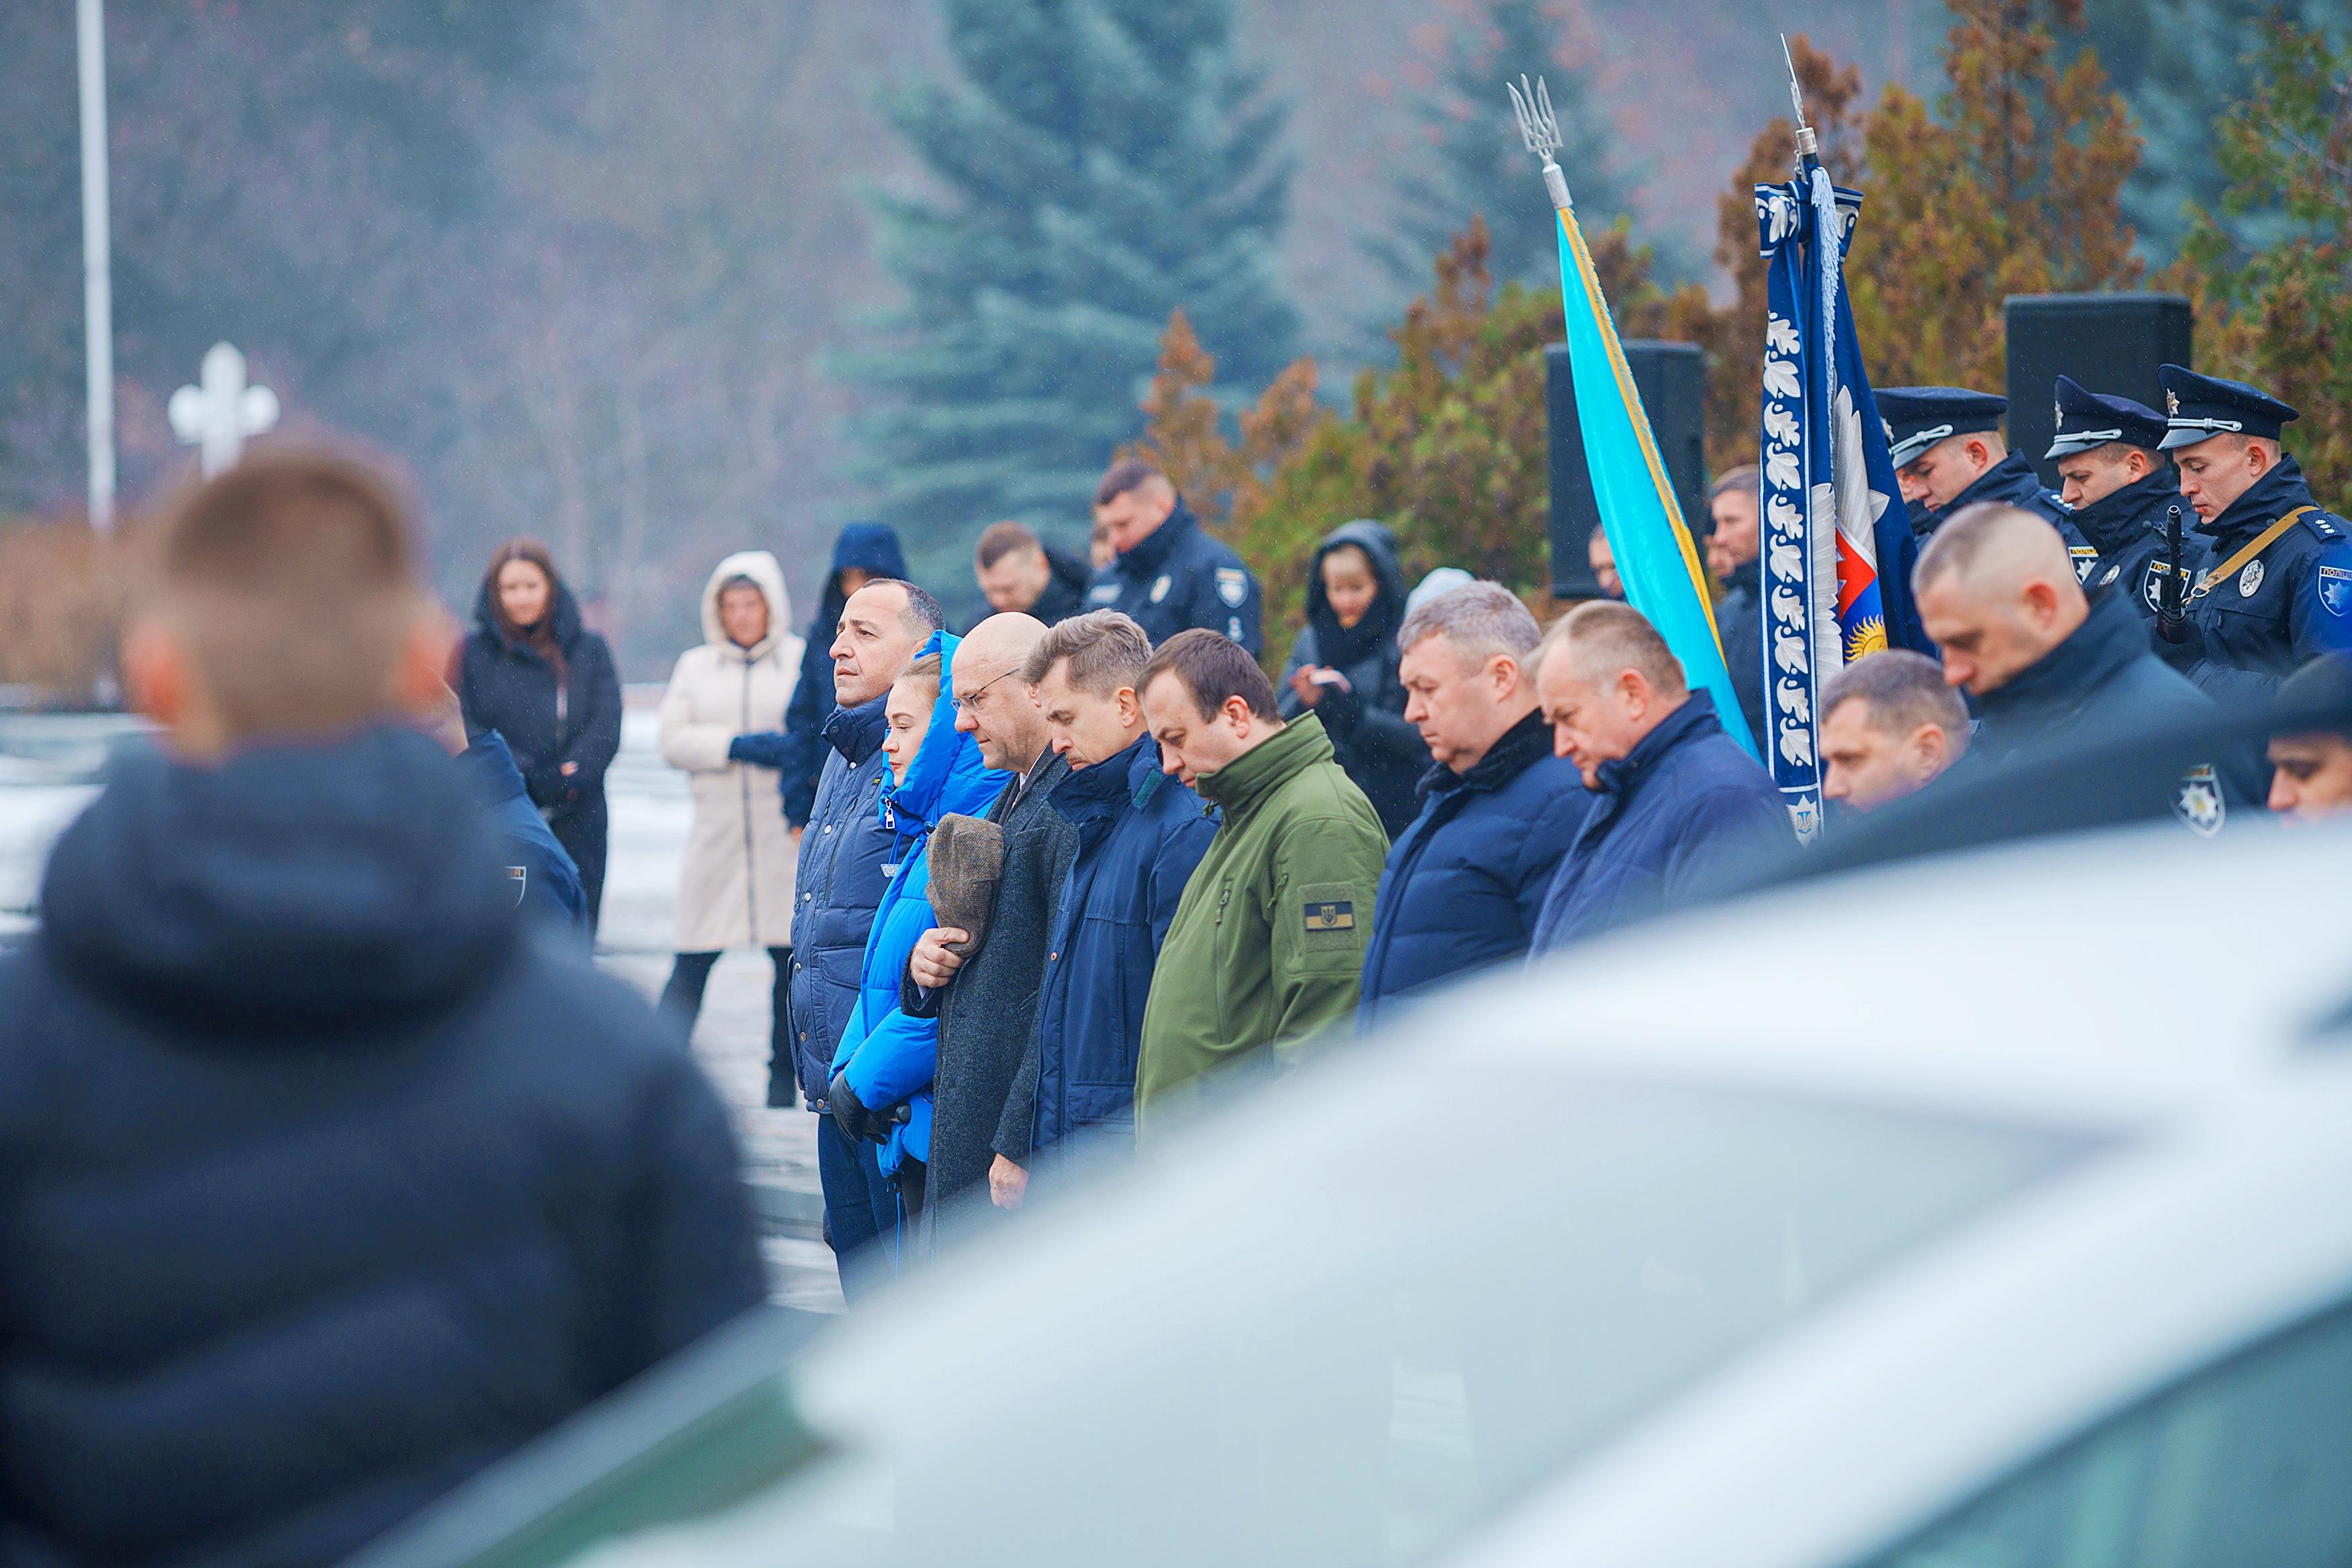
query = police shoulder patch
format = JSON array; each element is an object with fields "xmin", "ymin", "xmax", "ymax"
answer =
[
  {"xmin": 2173, "ymin": 765, "xmax": 2225, "ymax": 838},
  {"xmin": 1087, "ymin": 581, "xmax": 1121, "ymax": 604},
  {"xmin": 1149, "ymin": 574, "xmax": 1172, "ymax": 604},
  {"xmin": 2069, "ymin": 545, "xmax": 2099, "ymax": 584},
  {"xmin": 506, "ymin": 865, "xmax": 529, "ymax": 906},
  {"xmin": 2300, "ymin": 511, "xmax": 2345, "ymax": 541},
  {"xmin": 2318, "ymin": 563, "xmax": 2352, "ymax": 618},
  {"xmin": 1215, "ymin": 566, "xmax": 1249, "ymax": 608}
]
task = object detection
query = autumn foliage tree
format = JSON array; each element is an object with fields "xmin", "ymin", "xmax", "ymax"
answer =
[{"xmin": 2181, "ymin": 20, "xmax": 2352, "ymax": 500}]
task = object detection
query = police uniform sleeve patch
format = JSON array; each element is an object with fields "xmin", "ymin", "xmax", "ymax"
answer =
[
  {"xmin": 506, "ymin": 865, "xmax": 529, "ymax": 905},
  {"xmin": 2069, "ymin": 544, "xmax": 2100, "ymax": 583},
  {"xmin": 2320, "ymin": 564, "xmax": 2352, "ymax": 618},
  {"xmin": 1215, "ymin": 567, "xmax": 1249, "ymax": 608},
  {"xmin": 2173, "ymin": 765, "xmax": 2225, "ymax": 838},
  {"xmin": 1087, "ymin": 581, "xmax": 1121, "ymax": 604},
  {"xmin": 1149, "ymin": 574, "xmax": 1173, "ymax": 604}
]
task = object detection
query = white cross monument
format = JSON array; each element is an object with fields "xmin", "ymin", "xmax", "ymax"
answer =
[{"xmin": 166, "ymin": 342, "xmax": 280, "ymax": 477}]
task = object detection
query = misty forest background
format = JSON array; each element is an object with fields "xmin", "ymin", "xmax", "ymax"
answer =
[{"xmin": 1, "ymin": 0, "xmax": 2345, "ymax": 687}]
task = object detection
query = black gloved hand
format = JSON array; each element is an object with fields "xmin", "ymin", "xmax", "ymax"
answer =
[
  {"xmin": 828, "ymin": 1071, "xmax": 887, "ymax": 1145},
  {"xmin": 2154, "ymin": 611, "xmax": 2204, "ymax": 669}
]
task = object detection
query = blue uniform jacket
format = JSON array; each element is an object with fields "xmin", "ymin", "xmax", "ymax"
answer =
[
  {"xmin": 1530, "ymin": 691, "xmax": 1787, "ymax": 953},
  {"xmin": 1083, "ymin": 499, "xmax": 1263, "ymax": 654},
  {"xmin": 784, "ymin": 694, "xmax": 895, "ymax": 1104},
  {"xmin": 1021, "ymin": 735, "xmax": 1218, "ymax": 1160},
  {"xmin": 1965, "ymin": 587, "xmax": 2256, "ymax": 824},
  {"xmin": 831, "ymin": 632, "xmax": 999, "ymax": 1174},
  {"xmin": 2069, "ymin": 467, "xmax": 2212, "ymax": 622},
  {"xmin": 457, "ymin": 729, "xmax": 587, "ymax": 935},
  {"xmin": 1926, "ymin": 452, "xmax": 2102, "ymax": 583},
  {"xmin": 1, "ymin": 728, "xmax": 763, "ymax": 1567},
  {"xmin": 1359, "ymin": 709, "xmax": 1591, "ymax": 1029},
  {"xmin": 2172, "ymin": 457, "xmax": 2352, "ymax": 708}
]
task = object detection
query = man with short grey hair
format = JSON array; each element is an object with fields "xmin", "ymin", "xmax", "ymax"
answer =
[
  {"xmin": 1819, "ymin": 650, "xmax": 1970, "ymax": 814},
  {"xmin": 1357, "ymin": 583, "xmax": 1594, "ymax": 1026}
]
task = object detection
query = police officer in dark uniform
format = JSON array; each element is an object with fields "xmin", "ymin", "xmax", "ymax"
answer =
[
  {"xmin": 1879, "ymin": 386, "xmax": 2100, "ymax": 580},
  {"xmin": 2045, "ymin": 374, "xmax": 2211, "ymax": 621},
  {"xmin": 1083, "ymin": 456, "xmax": 1263, "ymax": 654},
  {"xmin": 2155, "ymin": 364, "xmax": 2352, "ymax": 708}
]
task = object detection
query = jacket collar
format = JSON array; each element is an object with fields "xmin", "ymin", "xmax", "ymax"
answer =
[
  {"xmin": 1591, "ymin": 690, "xmax": 1722, "ymax": 805},
  {"xmin": 1050, "ymin": 732, "xmax": 1166, "ymax": 826},
  {"xmin": 1938, "ymin": 451, "xmax": 2051, "ymax": 522},
  {"xmin": 2066, "ymin": 467, "xmax": 2182, "ymax": 556},
  {"xmin": 2202, "ymin": 454, "xmax": 2316, "ymax": 544},
  {"xmin": 1195, "ymin": 713, "xmax": 1334, "ymax": 820},
  {"xmin": 1723, "ymin": 555, "xmax": 1761, "ymax": 598},
  {"xmin": 1114, "ymin": 498, "xmax": 1199, "ymax": 578},
  {"xmin": 824, "ymin": 692, "xmax": 888, "ymax": 767},
  {"xmin": 1976, "ymin": 589, "xmax": 2148, "ymax": 731},
  {"xmin": 1418, "ymin": 705, "xmax": 1551, "ymax": 803}
]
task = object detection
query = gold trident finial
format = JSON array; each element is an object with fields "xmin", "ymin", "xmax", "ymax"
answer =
[{"xmin": 1506, "ymin": 75, "xmax": 1572, "ymax": 209}]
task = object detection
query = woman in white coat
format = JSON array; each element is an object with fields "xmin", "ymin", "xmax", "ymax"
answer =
[{"xmin": 658, "ymin": 551, "xmax": 805, "ymax": 1105}]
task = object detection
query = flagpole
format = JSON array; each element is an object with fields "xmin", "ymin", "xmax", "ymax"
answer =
[{"xmin": 78, "ymin": 0, "xmax": 117, "ymax": 532}]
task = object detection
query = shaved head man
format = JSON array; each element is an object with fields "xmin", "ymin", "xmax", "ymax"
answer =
[{"xmin": 1915, "ymin": 503, "xmax": 2231, "ymax": 814}]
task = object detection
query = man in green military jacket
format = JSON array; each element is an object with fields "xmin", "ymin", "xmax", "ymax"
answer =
[{"xmin": 1132, "ymin": 629, "xmax": 1390, "ymax": 1135}]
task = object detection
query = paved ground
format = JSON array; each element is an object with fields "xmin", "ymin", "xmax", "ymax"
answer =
[
  {"xmin": 601, "ymin": 696, "xmax": 843, "ymax": 1313},
  {"xmin": 0, "ymin": 701, "xmax": 845, "ymax": 1313}
]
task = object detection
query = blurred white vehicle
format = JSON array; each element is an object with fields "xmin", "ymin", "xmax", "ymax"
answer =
[{"xmin": 352, "ymin": 817, "xmax": 2352, "ymax": 1568}]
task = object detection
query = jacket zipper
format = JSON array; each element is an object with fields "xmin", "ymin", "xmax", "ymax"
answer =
[
  {"xmin": 740, "ymin": 653, "xmax": 758, "ymax": 940},
  {"xmin": 1212, "ymin": 884, "xmax": 1232, "ymax": 1042}
]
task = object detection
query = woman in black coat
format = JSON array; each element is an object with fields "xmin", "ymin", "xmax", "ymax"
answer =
[
  {"xmin": 1276, "ymin": 519, "xmax": 1424, "ymax": 838},
  {"xmin": 455, "ymin": 540, "xmax": 624, "ymax": 931}
]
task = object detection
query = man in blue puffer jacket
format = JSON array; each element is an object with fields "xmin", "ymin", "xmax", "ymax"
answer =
[
  {"xmin": 989, "ymin": 611, "xmax": 1217, "ymax": 1191},
  {"xmin": 752, "ymin": 579, "xmax": 942, "ymax": 1295},
  {"xmin": 825, "ymin": 631, "xmax": 999, "ymax": 1275},
  {"xmin": 1530, "ymin": 601, "xmax": 1789, "ymax": 952},
  {"xmin": 0, "ymin": 455, "xmax": 765, "ymax": 1568},
  {"xmin": 1358, "ymin": 583, "xmax": 1591, "ymax": 1029}
]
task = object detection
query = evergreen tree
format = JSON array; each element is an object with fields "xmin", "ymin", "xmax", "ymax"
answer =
[
  {"xmin": 1367, "ymin": 0, "xmax": 1640, "ymax": 294},
  {"xmin": 850, "ymin": 0, "xmax": 1299, "ymax": 580},
  {"xmin": 2085, "ymin": 0, "xmax": 2345, "ymax": 262}
]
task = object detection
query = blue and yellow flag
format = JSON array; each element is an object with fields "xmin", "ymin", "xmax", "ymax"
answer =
[{"xmin": 1514, "ymin": 77, "xmax": 1759, "ymax": 763}]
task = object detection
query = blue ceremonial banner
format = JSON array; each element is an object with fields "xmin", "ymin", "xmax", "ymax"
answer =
[
  {"xmin": 1553, "ymin": 202, "xmax": 1761, "ymax": 763},
  {"xmin": 1753, "ymin": 168, "xmax": 1925, "ymax": 839}
]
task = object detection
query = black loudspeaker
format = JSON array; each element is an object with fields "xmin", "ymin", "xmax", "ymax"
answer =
[
  {"xmin": 2005, "ymin": 293, "xmax": 2194, "ymax": 487},
  {"xmin": 1547, "ymin": 340, "xmax": 1708, "ymax": 599}
]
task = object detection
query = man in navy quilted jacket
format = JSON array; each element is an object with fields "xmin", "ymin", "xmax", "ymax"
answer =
[{"xmin": 0, "ymin": 454, "xmax": 765, "ymax": 1567}]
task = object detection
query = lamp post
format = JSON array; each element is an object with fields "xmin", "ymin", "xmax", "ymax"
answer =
[{"xmin": 77, "ymin": 0, "xmax": 116, "ymax": 530}]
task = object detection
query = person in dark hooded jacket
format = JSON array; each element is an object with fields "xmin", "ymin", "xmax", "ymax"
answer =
[
  {"xmin": 0, "ymin": 455, "xmax": 765, "ymax": 1568},
  {"xmin": 454, "ymin": 538, "xmax": 623, "ymax": 930},
  {"xmin": 732, "ymin": 523, "xmax": 910, "ymax": 828},
  {"xmin": 1276, "ymin": 520, "xmax": 1422, "ymax": 837}
]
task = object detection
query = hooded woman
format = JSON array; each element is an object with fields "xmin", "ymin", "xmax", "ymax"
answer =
[
  {"xmin": 454, "ymin": 540, "xmax": 623, "ymax": 929},
  {"xmin": 823, "ymin": 632, "xmax": 997, "ymax": 1266},
  {"xmin": 1277, "ymin": 520, "xmax": 1421, "ymax": 837},
  {"xmin": 656, "ymin": 552, "xmax": 805, "ymax": 1097}
]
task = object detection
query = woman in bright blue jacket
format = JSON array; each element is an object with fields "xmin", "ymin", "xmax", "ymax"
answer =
[{"xmin": 825, "ymin": 631, "xmax": 998, "ymax": 1242}]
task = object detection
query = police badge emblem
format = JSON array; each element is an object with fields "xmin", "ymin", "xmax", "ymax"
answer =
[
  {"xmin": 1148, "ymin": 574, "xmax": 1172, "ymax": 604},
  {"xmin": 2166, "ymin": 388, "xmax": 2180, "ymax": 416},
  {"xmin": 505, "ymin": 865, "xmax": 529, "ymax": 906},
  {"xmin": 2069, "ymin": 545, "xmax": 2099, "ymax": 583},
  {"xmin": 2173, "ymin": 765, "xmax": 2224, "ymax": 838},
  {"xmin": 2142, "ymin": 560, "xmax": 2172, "ymax": 615},
  {"xmin": 2320, "ymin": 565, "xmax": 2352, "ymax": 618},
  {"xmin": 2100, "ymin": 562, "xmax": 2121, "ymax": 587},
  {"xmin": 2053, "ymin": 398, "xmax": 2064, "ymax": 431},
  {"xmin": 2238, "ymin": 560, "xmax": 2264, "ymax": 597},
  {"xmin": 1214, "ymin": 567, "xmax": 1248, "ymax": 608}
]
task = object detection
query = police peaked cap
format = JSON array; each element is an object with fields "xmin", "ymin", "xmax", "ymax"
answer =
[
  {"xmin": 2045, "ymin": 375, "xmax": 2167, "ymax": 459},
  {"xmin": 1877, "ymin": 387, "xmax": 2007, "ymax": 468},
  {"xmin": 2157, "ymin": 364, "xmax": 2299, "ymax": 451}
]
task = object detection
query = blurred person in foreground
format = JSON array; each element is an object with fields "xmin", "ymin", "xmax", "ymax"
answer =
[
  {"xmin": 1083, "ymin": 457, "xmax": 1262, "ymax": 653},
  {"xmin": 989, "ymin": 611, "xmax": 1217, "ymax": 1199},
  {"xmin": 1357, "ymin": 583, "xmax": 1591, "ymax": 1029},
  {"xmin": 897, "ymin": 614, "xmax": 1076, "ymax": 1243},
  {"xmin": 1530, "ymin": 601, "xmax": 1785, "ymax": 952},
  {"xmin": 1705, "ymin": 464, "xmax": 1767, "ymax": 745},
  {"xmin": 454, "ymin": 537, "xmax": 622, "ymax": 930},
  {"xmin": 732, "ymin": 522, "xmax": 908, "ymax": 831},
  {"xmin": 418, "ymin": 681, "xmax": 587, "ymax": 932},
  {"xmin": 0, "ymin": 454, "xmax": 764, "ymax": 1567},
  {"xmin": 972, "ymin": 520, "xmax": 1091, "ymax": 626},
  {"xmin": 1818, "ymin": 650, "xmax": 1971, "ymax": 815},
  {"xmin": 1277, "ymin": 520, "xmax": 1424, "ymax": 836},
  {"xmin": 826, "ymin": 640, "xmax": 996, "ymax": 1263},
  {"xmin": 1134, "ymin": 630, "xmax": 1385, "ymax": 1134},
  {"xmin": 2267, "ymin": 656, "xmax": 2352, "ymax": 822},
  {"xmin": 781, "ymin": 577, "xmax": 942, "ymax": 1297},
  {"xmin": 1914, "ymin": 501, "xmax": 2246, "ymax": 830},
  {"xmin": 656, "ymin": 552, "xmax": 803, "ymax": 1101}
]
